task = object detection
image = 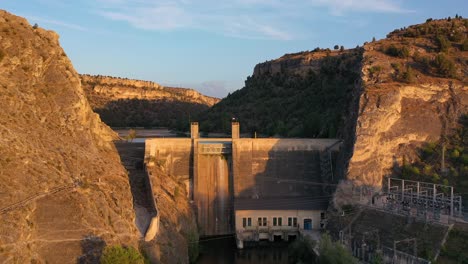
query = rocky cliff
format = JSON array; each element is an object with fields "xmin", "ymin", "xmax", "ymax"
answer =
[
  {"xmin": 81, "ymin": 74, "xmax": 219, "ymax": 107},
  {"xmin": 0, "ymin": 10, "xmax": 139, "ymax": 263},
  {"xmin": 201, "ymin": 17, "xmax": 468, "ymax": 194},
  {"xmin": 348, "ymin": 18, "xmax": 467, "ymax": 187},
  {"xmin": 81, "ymin": 74, "xmax": 220, "ymax": 128}
]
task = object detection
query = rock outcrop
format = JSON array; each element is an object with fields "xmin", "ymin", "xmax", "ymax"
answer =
[
  {"xmin": 0, "ymin": 10, "xmax": 139, "ymax": 263},
  {"xmin": 80, "ymin": 74, "xmax": 219, "ymax": 128},
  {"xmin": 347, "ymin": 18, "xmax": 468, "ymax": 186},
  {"xmin": 81, "ymin": 74, "xmax": 219, "ymax": 108}
]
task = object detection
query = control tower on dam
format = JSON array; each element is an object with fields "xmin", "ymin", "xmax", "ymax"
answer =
[{"xmin": 145, "ymin": 122, "xmax": 342, "ymax": 237}]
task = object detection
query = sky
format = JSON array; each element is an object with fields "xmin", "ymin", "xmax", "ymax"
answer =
[{"xmin": 2, "ymin": 0, "xmax": 467, "ymax": 98}]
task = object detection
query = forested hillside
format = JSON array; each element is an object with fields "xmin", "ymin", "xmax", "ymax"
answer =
[{"xmin": 199, "ymin": 49, "xmax": 363, "ymax": 137}]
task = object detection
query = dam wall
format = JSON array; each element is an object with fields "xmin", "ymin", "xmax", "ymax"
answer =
[
  {"xmin": 145, "ymin": 138, "xmax": 192, "ymax": 180},
  {"xmin": 145, "ymin": 124, "xmax": 341, "ymax": 237},
  {"xmin": 233, "ymin": 139, "xmax": 340, "ymax": 199}
]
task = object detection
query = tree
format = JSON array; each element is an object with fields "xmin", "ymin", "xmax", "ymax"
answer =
[
  {"xmin": 402, "ymin": 66, "xmax": 415, "ymax": 83},
  {"xmin": 334, "ymin": 45, "xmax": 339, "ymax": 50},
  {"xmin": 436, "ymin": 35, "xmax": 450, "ymax": 53},
  {"xmin": 318, "ymin": 233, "xmax": 358, "ymax": 264},
  {"xmin": 434, "ymin": 53, "xmax": 457, "ymax": 78},
  {"xmin": 126, "ymin": 129, "xmax": 137, "ymax": 142},
  {"xmin": 100, "ymin": 245, "xmax": 146, "ymax": 264},
  {"xmin": 372, "ymin": 37, "xmax": 376, "ymax": 42},
  {"xmin": 340, "ymin": 46, "xmax": 345, "ymax": 52},
  {"xmin": 32, "ymin": 23, "xmax": 38, "ymax": 29},
  {"xmin": 288, "ymin": 236, "xmax": 317, "ymax": 263}
]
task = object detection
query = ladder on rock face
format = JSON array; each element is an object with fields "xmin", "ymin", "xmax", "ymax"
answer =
[
  {"xmin": 319, "ymin": 140, "xmax": 341, "ymax": 195},
  {"xmin": 320, "ymin": 151, "xmax": 333, "ymax": 195}
]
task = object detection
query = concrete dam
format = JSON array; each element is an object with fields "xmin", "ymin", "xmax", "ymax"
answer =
[{"xmin": 145, "ymin": 122, "xmax": 341, "ymax": 237}]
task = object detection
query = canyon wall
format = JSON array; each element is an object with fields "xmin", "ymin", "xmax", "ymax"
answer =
[
  {"xmin": 204, "ymin": 18, "xmax": 468, "ymax": 198},
  {"xmin": 81, "ymin": 74, "xmax": 219, "ymax": 108},
  {"xmin": 0, "ymin": 10, "xmax": 139, "ymax": 263},
  {"xmin": 81, "ymin": 74, "xmax": 220, "ymax": 128}
]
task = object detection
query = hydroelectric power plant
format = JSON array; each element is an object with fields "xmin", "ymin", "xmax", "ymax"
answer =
[{"xmin": 145, "ymin": 122, "xmax": 342, "ymax": 241}]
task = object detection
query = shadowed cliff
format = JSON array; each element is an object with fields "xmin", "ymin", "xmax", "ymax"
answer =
[
  {"xmin": 0, "ymin": 10, "xmax": 139, "ymax": 263},
  {"xmin": 81, "ymin": 74, "xmax": 219, "ymax": 129}
]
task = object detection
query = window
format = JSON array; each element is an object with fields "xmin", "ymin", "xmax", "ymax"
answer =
[
  {"xmin": 243, "ymin": 217, "xmax": 252, "ymax": 227},
  {"xmin": 262, "ymin": 217, "xmax": 267, "ymax": 226},
  {"xmin": 288, "ymin": 217, "xmax": 297, "ymax": 227},
  {"xmin": 258, "ymin": 217, "xmax": 262, "ymax": 226},
  {"xmin": 273, "ymin": 217, "xmax": 282, "ymax": 226}
]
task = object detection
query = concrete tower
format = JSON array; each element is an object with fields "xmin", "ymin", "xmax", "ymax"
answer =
[
  {"xmin": 232, "ymin": 122, "xmax": 240, "ymax": 139},
  {"xmin": 191, "ymin": 122, "xmax": 199, "ymax": 139}
]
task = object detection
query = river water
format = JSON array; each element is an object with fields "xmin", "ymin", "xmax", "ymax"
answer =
[{"xmin": 197, "ymin": 237, "xmax": 291, "ymax": 264}]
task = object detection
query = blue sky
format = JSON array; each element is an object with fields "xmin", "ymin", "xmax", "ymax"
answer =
[{"xmin": 2, "ymin": 0, "xmax": 466, "ymax": 98}]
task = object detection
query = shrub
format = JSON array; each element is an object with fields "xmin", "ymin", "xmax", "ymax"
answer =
[
  {"xmin": 368, "ymin": 66, "xmax": 382, "ymax": 78},
  {"xmin": 385, "ymin": 45, "xmax": 410, "ymax": 58},
  {"xmin": 401, "ymin": 66, "xmax": 415, "ymax": 83},
  {"xmin": 436, "ymin": 35, "xmax": 451, "ymax": 53},
  {"xmin": 451, "ymin": 149, "xmax": 460, "ymax": 159},
  {"xmin": 126, "ymin": 129, "xmax": 137, "ymax": 142},
  {"xmin": 187, "ymin": 229, "xmax": 199, "ymax": 263},
  {"xmin": 318, "ymin": 233, "xmax": 358, "ymax": 264},
  {"xmin": 462, "ymin": 39, "xmax": 468, "ymax": 51},
  {"xmin": 386, "ymin": 45, "xmax": 400, "ymax": 57},
  {"xmin": 433, "ymin": 53, "xmax": 457, "ymax": 78},
  {"xmin": 100, "ymin": 245, "xmax": 146, "ymax": 264},
  {"xmin": 288, "ymin": 236, "xmax": 316, "ymax": 263}
]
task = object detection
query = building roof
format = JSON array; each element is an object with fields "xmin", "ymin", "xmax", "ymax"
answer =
[{"xmin": 234, "ymin": 196, "xmax": 330, "ymax": 211}]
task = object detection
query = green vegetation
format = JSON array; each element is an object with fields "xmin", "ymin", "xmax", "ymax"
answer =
[
  {"xmin": 95, "ymin": 99, "xmax": 208, "ymax": 130},
  {"xmin": 187, "ymin": 228, "xmax": 199, "ymax": 263},
  {"xmin": 401, "ymin": 65, "xmax": 415, "ymax": 83},
  {"xmin": 199, "ymin": 50, "xmax": 363, "ymax": 137},
  {"xmin": 318, "ymin": 233, "xmax": 358, "ymax": 264},
  {"xmin": 288, "ymin": 236, "xmax": 316, "ymax": 263},
  {"xmin": 126, "ymin": 129, "xmax": 137, "ymax": 142},
  {"xmin": 437, "ymin": 225, "xmax": 468, "ymax": 264},
  {"xmin": 100, "ymin": 245, "xmax": 147, "ymax": 264},
  {"xmin": 462, "ymin": 39, "xmax": 468, "ymax": 51},
  {"xmin": 385, "ymin": 45, "xmax": 410, "ymax": 58},
  {"xmin": 436, "ymin": 35, "xmax": 451, "ymax": 52},
  {"xmin": 433, "ymin": 53, "xmax": 457, "ymax": 78},
  {"xmin": 398, "ymin": 114, "xmax": 468, "ymax": 199}
]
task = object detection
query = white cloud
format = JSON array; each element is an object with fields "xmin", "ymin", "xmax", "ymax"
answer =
[
  {"xmin": 309, "ymin": 0, "xmax": 412, "ymax": 15},
  {"xmin": 91, "ymin": 0, "xmax": 410, "ymax": 40},
  {"xmin": 24, "ymin": 15, "xmax": 88, "ymax": 31}
]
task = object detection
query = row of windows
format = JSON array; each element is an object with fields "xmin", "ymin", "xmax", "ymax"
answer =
[{"xmin": 242, "ymin": 217, "xmax": 298, "ymax": 228}]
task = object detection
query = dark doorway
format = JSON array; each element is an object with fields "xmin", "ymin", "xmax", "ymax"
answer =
[{"xmin": 303, "ymin": 219, "xmax": 312, "ymax": 230}]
